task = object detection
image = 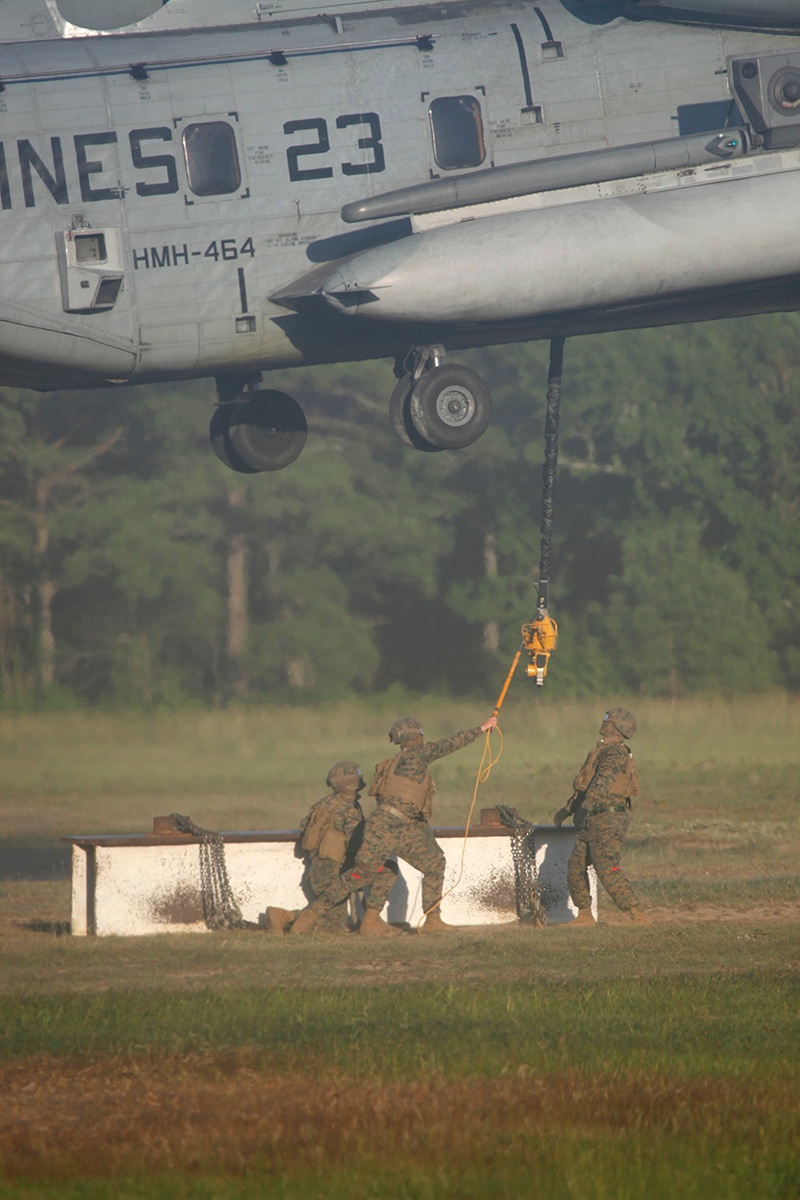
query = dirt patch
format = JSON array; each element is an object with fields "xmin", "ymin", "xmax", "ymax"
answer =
[
  {"xmin": 150, "ymin": 884, "xmax": 204, "ymax": 925},
  {"xmin": 594, "ymin": 901, "xmax": 800, "ymax": 926},
  {"xmin": 0, "ymin": 1057, "xmax": 794, "ymax": 1181}
]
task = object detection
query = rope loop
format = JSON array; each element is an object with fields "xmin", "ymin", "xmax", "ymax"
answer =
[{"xmin": 416, "ymin": 726, "xmax": 503, "ymax": 932}]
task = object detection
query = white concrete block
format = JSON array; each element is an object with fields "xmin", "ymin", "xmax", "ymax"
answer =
[{"xmin": 64, "ymin": 824, "xmax": 596, "ymax": 936}]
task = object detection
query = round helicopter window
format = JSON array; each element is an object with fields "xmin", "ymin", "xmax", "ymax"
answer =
[{"xmin": 56, "ymin": 0, "xmax": 165, "ymax": 30}]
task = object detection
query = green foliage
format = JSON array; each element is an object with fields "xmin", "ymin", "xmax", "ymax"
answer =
[
  {"xmin": 245, "ymin": 565, "xmax": 381, "ymax": 695},
  {"xmin": 465, "ymin": 317, "xmax": 799, "ymax": 696},
  {"xmin": 1, "ymin": 314, "xmax": 798, "ymax": 704},
  {"xmin": 595, "ymin": 515, "xmax": 780, "ymax": 694}
]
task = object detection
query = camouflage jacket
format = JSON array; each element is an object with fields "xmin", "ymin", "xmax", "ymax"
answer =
[
  {"xmin": 573, "ymin": 737, "xmax": 639, "ymax": 818},
  {"xmin": 370, "ymin": 728, "xmax": 482, "ymax": 819},
  {"xmin": 298, "ymin": 792, "xmax": 364, "ymax": 861}
]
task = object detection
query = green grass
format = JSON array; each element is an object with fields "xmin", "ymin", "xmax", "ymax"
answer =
[
  {"xmin": 2, "ymin": 960, "xmax": 798, "ymax": 1199},
  {"xmin": 2, "ymin": 905, "xmax": 798, "ymax": 996},
  {"xmin": 1, "ymin": 698, "xmax": 799, "ymax": 1198},
  {"xmin": 1, "ymin": 695, "xmax": 798, "ymax": 840},
  {"xmin": 3, "ymin": 1145, "xmax": 800, "ymax": 1200},
  {"xmin": 3, "ymin": 972, "xmax": 799, "ymax": 1076},
  {"xmin": 637, "ymin": 873, "xmax": 800, "ymax": 905}
]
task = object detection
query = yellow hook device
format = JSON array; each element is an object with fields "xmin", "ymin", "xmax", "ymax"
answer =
[{"xmin": 521, "ymin": 605, "xmax": 558, "ymax": 686}]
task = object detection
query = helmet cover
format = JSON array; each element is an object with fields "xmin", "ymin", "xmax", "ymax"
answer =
[
  {"xmin": 326, "ymin": 760, "xmax": 363, "ymax": 789},
  {"xmin": 604, "ymin": 707, "xmax": 637, "ymax": 739},
  {"xmin": 388, "ymin": 716, "xmax": 423, "ymax": 744}
]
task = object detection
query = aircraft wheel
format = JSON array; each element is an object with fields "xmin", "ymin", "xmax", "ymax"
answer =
[
  {"xmin": 389, "ymin": 377, "xmax": 443, "ymax": 453},
  {"xmin": 409, "ymin": 364, "xmax": 492, "ymax": 449},
  {"xmin": 227, "ymin": 390, "xmax": 308, "ymax": 472},
  {"xmin": 210, "ymin": 404, "xmax": 260, "ymax": 474}
]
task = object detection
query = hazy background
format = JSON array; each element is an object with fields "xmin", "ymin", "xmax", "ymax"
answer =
[{"xmin": 2, "ymin": 316, "xmax": 797, "ymax": 710}]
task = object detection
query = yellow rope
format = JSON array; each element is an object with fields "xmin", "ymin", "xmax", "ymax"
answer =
[{"xmin": 416, "ymin": 725, "xmax": 503, "ymax": 933}]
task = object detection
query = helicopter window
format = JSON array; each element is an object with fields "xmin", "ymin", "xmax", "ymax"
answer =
[
  {"xmin": 56, "ymin": 0, "xmax": 164, "ymax": 30},
  {"xmin": 429, "ymin": 96, "xmax": 485, "ymax": 170},
  {"xmin": 182, "ymin": 122, "xmax": 242, "ymax": 196},
  {"xmin": 74, "ymin": 233, "xmax": 107, "ymax": 264}
]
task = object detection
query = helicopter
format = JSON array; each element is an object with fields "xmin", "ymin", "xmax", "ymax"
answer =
[{"xmin": 1, "ymin": 0, "xmax": 800, "ymax": 471}]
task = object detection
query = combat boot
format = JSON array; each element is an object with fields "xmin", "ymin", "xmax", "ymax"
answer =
[
  {"xmin": 629, "ymin": 907, "xmax": 648, "ymax": 925},
  {"xmin": 288, "ymin": 906, "xmax": 318, "ymax": 936},
  {"xmin": 265, "ymin": 906, "xmax": 295, "ymax": 934},
  {"xmin": 570, "ymin": 908, "xmax": 595, "ymax": 926},
  {"xmin": 359, "ymin": 908, "xmax": 400, "ymax": 936},
  {"xmin": 422, "ymin": 909, "xmax": 459, "ymax": 933}
]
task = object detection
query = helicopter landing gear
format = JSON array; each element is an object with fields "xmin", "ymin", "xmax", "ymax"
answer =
[
  {"xmin": 389, "ymin": 347, "xmax": 493, "ymax": 452},
  {"xmin": 389, "ymin": 376, "xmax": 443, "ymax": 453},
  {"xmin": 211, "ymin": 380, "xmax": 308, "ymax": 473}
]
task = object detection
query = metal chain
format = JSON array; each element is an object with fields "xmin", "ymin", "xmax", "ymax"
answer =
[
  {"xmin": 169, "ymin": 813, "xmax": 259, "ymax": 930},
  {"xmin": 537, "ymin": 336, "xmax": 565, "ymax": 612},
  {"xmin": 497, "ymin": 805, "xmax": 547, "ymax": 928}
]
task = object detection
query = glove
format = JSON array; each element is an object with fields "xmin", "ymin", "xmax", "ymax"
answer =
[{"xmin": 553, "ymin": 807, "xmax": 571, "ymax": 828}]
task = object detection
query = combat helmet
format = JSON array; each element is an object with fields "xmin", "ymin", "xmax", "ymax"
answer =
[
  {"xmin": 604, "ymin": 707, "xmax": 637, "ymax": 739},
  {"xmin": 388, "ymin": 716, "xmax": 424, "ymax": 744},
  {"xmin": 326, "ymin": 760, "xmax": 363, "ymax": 790}
]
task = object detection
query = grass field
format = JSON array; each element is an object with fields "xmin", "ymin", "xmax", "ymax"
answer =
[{"xmin": 1, "ymin": 696, "xmax": 799, "ymax": 1198}]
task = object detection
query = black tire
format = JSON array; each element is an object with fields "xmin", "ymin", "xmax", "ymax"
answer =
[
  {"xmin": 227, "ymin": 390, "xmax": 308, "ymax": 472},
  {"xmin": 210, "ymin": 404, "xmax": 260, "ymax": 474},
  {"xmin": 388, "ymin": 376, "xmax": 443, "ymax": 453},
  {"xmin": 409, "ymin": 364, "xmax": 492, "ymax": 449}
]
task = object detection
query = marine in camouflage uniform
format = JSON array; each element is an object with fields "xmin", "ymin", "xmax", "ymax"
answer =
[
  {"xmin": 289, "ymin": 713, "xmax": 497, "ymax": 935},
  {"xmin": 554, "ymin": 707, "xmax": 645, "ymax": 924},
  {"xmin": 266, "ymin": 760, "xmax": 365, "ymax": 935}
]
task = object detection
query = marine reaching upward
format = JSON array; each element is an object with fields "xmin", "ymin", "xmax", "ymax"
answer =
[{"xmin": 288, "ymin": 713, "xmax": 498, "ymax": 936}]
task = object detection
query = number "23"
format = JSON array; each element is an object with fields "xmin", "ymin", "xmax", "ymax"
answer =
[{"xmin": 283, "ymin": 113, "xmax": 385, "ymax": 181}]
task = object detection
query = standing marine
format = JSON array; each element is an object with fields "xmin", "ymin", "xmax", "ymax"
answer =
[
  {"xmin": 289, "ymin": 713, "xmax": 498, "ymax": 936},
  {"xmin": 266, "ymin": 760, "xmax": 367, "ymax": 934},
  {"xmin": 554, "ymin": 707, "xmax": 646, "ymax": 925}
]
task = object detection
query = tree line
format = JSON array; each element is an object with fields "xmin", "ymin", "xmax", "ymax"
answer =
[{"xmin": 1, "ymin": 313, "xmax": 798, "ymax": 707}]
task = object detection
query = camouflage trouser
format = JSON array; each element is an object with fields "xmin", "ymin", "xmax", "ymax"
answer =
[
  {"xmin": 310, "ymin": 806, "xmax": 446, "ymax": 916},
  {"xmin": 567, "ymin": 811, "xmax": 638, "ymax": 913},
  {"xmin": 305, "ymin": 857, "xmax": 353, "ymax": 932}
]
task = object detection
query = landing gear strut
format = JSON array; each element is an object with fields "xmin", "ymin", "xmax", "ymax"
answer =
[
  {"xmin": 211, "ymin": 378, "xmax": 308, "ymax": 473},
  {"xmin": 389, "ymin": 347, "xmax": 493, "ymax": 452}
]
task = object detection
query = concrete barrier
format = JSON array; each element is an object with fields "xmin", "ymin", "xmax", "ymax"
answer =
[{"xmin": 63, "ymin": 811, "xmax": 596, "ymax": 936}]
